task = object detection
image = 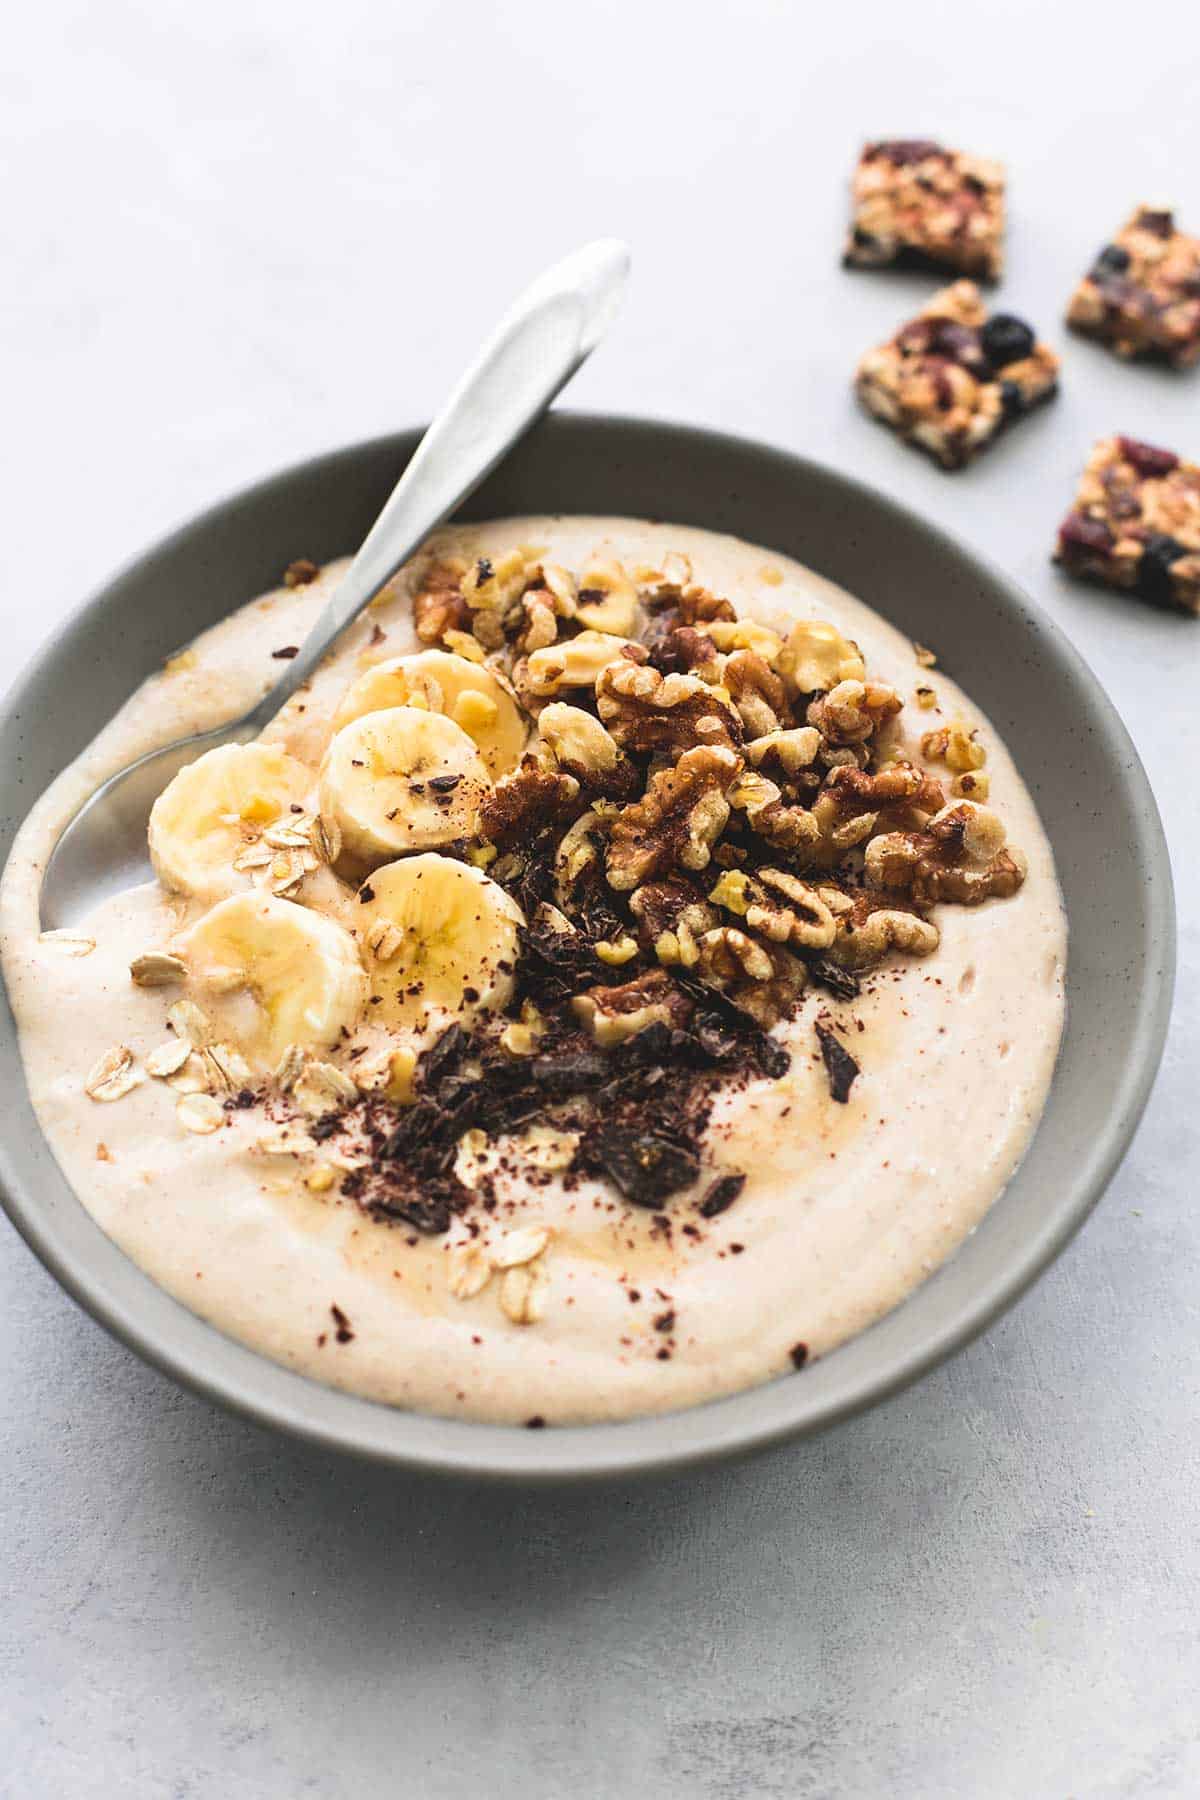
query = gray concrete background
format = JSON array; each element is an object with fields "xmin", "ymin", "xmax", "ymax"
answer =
[{"xmin": 2, "ymin": 2, "xmax": 1198, "ymax": 1794}]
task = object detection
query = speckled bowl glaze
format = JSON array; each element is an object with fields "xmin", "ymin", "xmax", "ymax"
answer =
[{"xmin": 0, "ymin": 416, "xmax": 1175, "ymax": 1481}]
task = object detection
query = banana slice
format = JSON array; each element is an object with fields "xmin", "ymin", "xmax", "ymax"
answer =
[
  {"xmin": 332, "ymin": 650, "xmax": 526, "ymax": 778},
  {"xmin": 319, "ymin": 706, "xmax": 490, "ymax": 867},
  {"xmin": 148, "ymin": 743, "xmax": 314, "ymax": 900},
  {"xmin": 355, "ymin": 855, "xmax": 524, "ymax": 1033},
  {"xmin": 180, "ymin": 891, "xmax": 367, "ymax": 1068}
]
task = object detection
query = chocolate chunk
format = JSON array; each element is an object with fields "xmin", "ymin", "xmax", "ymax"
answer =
[
  {"xmin": 807, "ymin": 958, "xmax": 861, "ymax": 1001},
  {"xmin": 698, "ymin": 1172, "xmax": 746, "ymax": 1218},
  {"xmin": 582, "ymin": 1126, "xmax": 701, "ymax": 1207},
  {"xmin": 816, "ymin": 1021, "xmax": 860, "ymax": 1103},
  {"xmin": 330, "ymin": 1303, "xmax": 354, "ymax": 1344},
  {"xmin": 427, "ymin": 773, "xmax": 463, "ymax": 794},
  {"xmin": 670, "ymin": 972, "xmax": 790, "ymax": 1077},
  {"xmin": 789, "ymin": 1342, "xmax": 809, "ymax": 1370},
  {"xmin": 517, "ymin": 921, "xmax": 602, "ymax": 999},
  {"xmin": 270, "ymin": 645, "xmax": 300, "ymax": 660},
  {"xmin": 420, "ymin": 1022, "xmax": 467, "ymax": 1090},
  {"xmin": 653, "ymin": 1309, "xmax": 676, "ymax": 1333},
  {"xmin": 622, "ymin": 1020, "xmax": 674, "ymax": 1066},
  {"xmin": 530, "ymin": 1050, "xmax": 609, "ymax": 1095}
]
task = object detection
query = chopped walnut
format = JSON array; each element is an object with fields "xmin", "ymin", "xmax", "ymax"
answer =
[
  {"xmin": 807, "ymin": 679, "xmax": 903, "ymax": 745},
  {"xmin": 723, "ymin": 649, "xmax": 789, "ymax": 737},
  {"xmin": 575, "ymin": 560, "xmax": 639, "ymax": 636},
  {"xmin": 643, "ymin": 582, "xmax": 737, "ymax": 626},
  {"xmin": 778, "ymin": 619, "xmax": 866, "ymax": 696},
  {"xmin": 525, "ymin": 630, "xmax": 644, "ymax": 697},
  {"xmin": 644, "ymin": 623, "xmax": 723, "ymax": 679},
  {"xmin": 536, "ymin": 703, "xmax": 637, "ymax": 798},
  {"xmin": 865, "ymin": 800, "xmax": 1027, "ymax": 905},
  {"xmin": 696, "ymin": 925, "xmax": 775, "ymax": 984},
  {"xmin": 823, "ymin": 759, "xmax": 945, "ymax": 817},
  {"xmin": 479, "ymin": 757, "xmax": 580, "ymax": 850},
  {"xmin": 748, "ymin": 868, "xmax": 840, "ymax": 950},
  {"xmin": 572, "ymin": 968, "xmax": 690, "ymax": 1046},
  {"xmin": 728, "ymin": 770, "xmax": 820, "ymax": 855},
  {"xmin": 694, "ymin": 929, "xmax": 808, "ymax": 1028},
  {"xmin": 745, "ymin": 727, "xmax": 821, "ymax": 779},
  {"xmin": 629, "ymin": 877, "xmax": 719, "ymax": 967},
  {"xmin": 412, "ymin": 557, "xmax": 470, "ymax": 646},
  {"xmin": 921, "ymin": 717, "xmax": 986, "ymax": 772},
  {"xmin": 596, "ymin": 659, "xmax": 742, "ymax": 756},
  {"xmin": 606, "ymin": 745, "xmax": 738, "ymax": 891},
  {"xmin": 829, "ymin": 905, "xmax": 941, "ymax": 970},
  {"xmin": 517, "ymin": 589, "xmax": 560, "ymax": 653}
]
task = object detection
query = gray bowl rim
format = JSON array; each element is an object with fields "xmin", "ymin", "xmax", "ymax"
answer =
[{"xmin": 0, "ymin": 412, "xmax": 1176, "ymax": 1484}]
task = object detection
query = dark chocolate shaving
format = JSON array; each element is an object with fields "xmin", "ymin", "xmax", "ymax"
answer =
[
  {"xmin": 698, "ymin": 1172, "xmax": 746, "ymax": 1218},
  {"xmin": 807, "ymin": 958, "xmax": 861, "ymax": 1001},
  {"xmin": 816, "ymin": 1021, "xmax": 860, "ymax": 1103}
]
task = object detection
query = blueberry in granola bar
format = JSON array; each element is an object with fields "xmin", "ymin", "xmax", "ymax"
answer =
[
  {"xmin": 843, "ymin": 139, "xmax": 1005, "ymax": 281},
  {"xmin": 1066, "ymin": 205, "xmax": 1200, "ymax": 368},
  {"xmin": 1054, "ymin": 436, "xmax": 1200, "ymax": 615},
  {"xmin": 855, "ymin": 281, "xmax": 1059, "ymax": 470}
]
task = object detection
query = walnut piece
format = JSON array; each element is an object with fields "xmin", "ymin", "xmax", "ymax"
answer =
[
  {"xmin": 629, "ymin": 877, "xmax": 719, "ymax": 969},
  {"xmin": 728, "ymin": 770, "xmax": 820, "ymax": 855},
  {"xmin": 572, "ymin": 968, "xmax": 690, "ymax": 1046},
  {"xmin": 723, "ymin": 649, "xmax": 789, "ymax": 737},
  {"xmin": 807, "ymin": 678, "xmax": 903, "ymax": 745},
  {"xmin": 479, "ymin": 757, "xmax": 580, "ymax": 850},
  {"xmin": 525, "ymin": 630, "xmax": 643, "ymax": 697},
  {"xmin": 596, "ymin": 659, "xmax": 742, "ymax": 756},
  {"xmin": 693, "ymin": 929, "xmax": 807, "ymax": 1028},
  {"xmin": 644, "ymin": 624, "xmax": 723, "ymax": 679},
  {"xmin": 575, "ymin": 560, "xmax": 639, "ymax": 636},
  {"xmin": 643, "ymin": 582, "xmax": 737, "ymax": 626},
  {"xmin": 536, "ymin": 703, "xmax": 637, "ymax": 798},
  {"xmin": 745, "ymin": 727, "xmax": 821, "ymax": 778},
  {"xmin": 864, "ymin": 800, "xmax": 1027, "ymax": 905},
  {"xmin": 412, "ymin": 557, "xmax": 470, "ymax": 646},
  {"xmin": 606, "ymin": 745, "xmax": 738, "ymax": 891},
  {"xmin": 828, "ymin": 905, "xmax": 941, "ymax": 970},
  {"xmin": 778, "ymin": 619, "xmax": 866, "ymax": 696}
]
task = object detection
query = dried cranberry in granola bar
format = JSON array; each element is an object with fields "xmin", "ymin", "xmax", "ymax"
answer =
[
  {"xmin": 854, "ymin": 281, "xmax": 1059, "ymax": 471},
  {"xmin": 1054, "ymin": 436, "xmax": 1200, "ymax": 615},
  {"xmin": 1066, "ymin": 206, "xmax": 1200, "ymax": 369},
  {"xmin": 843, "ymin": 139, "xmax": 1005, "ymax": 281}
]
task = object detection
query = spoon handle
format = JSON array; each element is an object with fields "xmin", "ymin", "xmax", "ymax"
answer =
[{"xmin": 242, "ymin": 237, "xmax": 630, "ymax": 732}]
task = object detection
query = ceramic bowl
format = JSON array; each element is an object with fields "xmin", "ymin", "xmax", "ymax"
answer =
[{"xmin": 0, "ymin": 416, "xmax": 1175, "ymax": 1480}]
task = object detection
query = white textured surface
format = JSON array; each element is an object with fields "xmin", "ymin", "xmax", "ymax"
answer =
[{"xmin": 2, "ymin": 2, "xmax": 1197, "ymax": 1794}]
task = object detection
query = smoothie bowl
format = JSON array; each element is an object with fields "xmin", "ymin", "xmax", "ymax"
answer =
[{"xmin": 0, "ymin": 416, "xmax": 1174, "ymax": 1480}]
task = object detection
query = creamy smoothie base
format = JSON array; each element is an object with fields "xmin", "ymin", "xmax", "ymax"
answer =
[{"xmin": 0, "ymin": 519, "xmax": 1065, "ymax": 1426}]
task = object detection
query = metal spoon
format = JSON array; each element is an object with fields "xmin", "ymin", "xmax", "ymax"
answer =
[{"xmin": 39, "ymin": 238, "xmax": 630, "ymax": 929}]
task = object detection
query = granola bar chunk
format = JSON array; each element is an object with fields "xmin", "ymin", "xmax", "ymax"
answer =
[
  {"xmin": 1066, "ymin": 206, "xmax": 1200, "ymax": 369},
  {"xmin": 855, "ymin": 281, "xmax": 1059, "ymax": 470},
  {"xmin": 843, "ymin": 139, "xmax": 1005, "ymax": 281},
  {"xmin": 1054, "ymin": 436, "xmax": 1200, "ymax": 615}
]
